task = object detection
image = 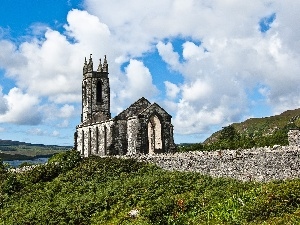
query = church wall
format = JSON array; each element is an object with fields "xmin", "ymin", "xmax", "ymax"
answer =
[
  {"xmin": 76, "ymin": 119, "xmax": 115, "ymax": 157},
  {"xmin": 89, "ymin": 72, "xmax": 110, "ymax": 120},
  {"xmin": 127, "ymin": 116, "xmax": 139, "ymax": 155},
  {"xmin": 162, "ymin": 122, "xmax": 176, "ymax": 153},
  {"xmin": 138, "ymin": 104, "xmax": 176, "ymax": 153},
  {"xmin": 82, "ymin": 74, "xmax": 93, "ymax": 122},
  {"xmin": 113, "ymin": 120, "xmax": 128, "ymax": 155}
]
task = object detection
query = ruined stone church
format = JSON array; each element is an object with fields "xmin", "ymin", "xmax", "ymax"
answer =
[{"xmin": 75, "ymin": 55, "xmax": 176, "ymax": 157}]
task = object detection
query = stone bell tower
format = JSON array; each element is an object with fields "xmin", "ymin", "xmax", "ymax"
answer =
[{"xmin": 81, "ymin": 54, "xmax": 111, "ymax": 123}]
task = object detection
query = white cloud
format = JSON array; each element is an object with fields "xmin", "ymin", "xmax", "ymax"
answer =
[
  {"xmin": 0, "ymin": 86, "xmax": 8, "ymax": 114},
  {"xmin": 57, "ymin": 119, "xmax": 69, "ymax": 128},
  {"xmin": 1, "ymin": 0, "xmax": 300, "ymax": 141},
  {"xmin": 181, "ymin": 80, "xmax": 212, "ymax": 103},
  {"xmin": 157, "ymin": 41, "xmax": 181, "ymax": 71},
  {"xmin": 59, "ymin": 104, "xmax": 75, "ymax": 118},
  {"xmin": 51, "ymin": 130, "xmax": 60, "ymax": 137},
  {"xmin": 164, "ymin": 81, "xmax": 180, "ymax": 99},
  {"xmin": 27, "ymin": 128, "xmax": 47, "ymax": 136},
  {"xmin": 0, "ymin": 88, "xmax": 41, "ymax": 125},
  {"xmin": 118, "ymin": 59, "xmax": 158, "ymax": 103}
]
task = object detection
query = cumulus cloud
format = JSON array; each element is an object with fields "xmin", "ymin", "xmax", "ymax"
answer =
[
  {"xmin": 1, "ymin": 0, "xmax": 300, "ymax": 141},
  {"xmin": 57, "ymin": 119, "xmax": 69, "ymax": 128},
  {"xmin": 157, "ymin": 42, "xmax": 181, "ymax": 71},
  {"xmin": 27, "ymin": 128, "xmax": 47, "ymax": 136},
  {"xmin": 0, "ymin": 88, "xmax": 41, "ymax": 125},
  {"xmin": 164, "ymin": 81, "xmax": 180, "ymax": 99},
  {"xmin": 59, "ymin": 104, "xmax": 75, "ymax": 118},
  {"xmin": 51, "ymin": 130, "xmax": 60, "ymax": 137},
  {"xmin": 118, "ymin": 59, "xmax": 158, "ymax": 103},
  {"xmin": 0, "ymin": 87, "xmax": 8, "ymax": 114}
]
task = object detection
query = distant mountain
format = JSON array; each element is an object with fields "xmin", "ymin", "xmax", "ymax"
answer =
[
  {"xmin": 0, "ymin": 139, "xmax": 72, "ymax": 148},
  {"xmin": 0, "ymin": 139, "xmax": 44, "ymax": 147},
  {"xmin": 0, "ymin": 139, "xmax": 72, "ymax": 152},
  {"xmin": 0, "ymin": 139, "xmax": 72, "ymax": 161}
]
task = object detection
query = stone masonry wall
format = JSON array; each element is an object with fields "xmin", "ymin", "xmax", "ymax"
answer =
[
  {"xmin": 288, "ymin": 129, "xmax": 300, "ymax": 146},
  {"xmin": 127, "ymin": 116, "xmax": 139, "ymax": 155},
  {"xmin": 117, "ymin": 146, "xmax": 300, "ymax": 182},
  {"xmin": 77, "ymin": 119, "xmax": 114, "ymax": 157}
]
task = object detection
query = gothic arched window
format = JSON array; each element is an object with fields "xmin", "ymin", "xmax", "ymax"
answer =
[
  {"xmin": 96, "ymin": 81, "xmax": 102, "ymax": 103},
  {"xmin": 147, "ymin": 114, "xmax": 162, "ymax": 154}
]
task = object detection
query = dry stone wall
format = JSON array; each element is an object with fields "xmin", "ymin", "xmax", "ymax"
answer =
[
  {"xmin": 288, "ymin": 129, "xmax": 300, "ymax": 146},
  {"xmin": 118, "ymin": 146, "xmax": 300, "ymax": 182}
]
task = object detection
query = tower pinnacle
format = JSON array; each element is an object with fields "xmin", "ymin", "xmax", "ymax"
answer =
[
  {"xmin": 102, "ymin": 55, "xmax": 108, "ymax": 72},
  {"xmin": 97, "ymin": 58, "xmax": 102, "ymax": 72},
  {"xmin": 87, "ymin": 54, "xmax": 93, "ymax": 72},
  {"xmin": 83, "ymin": 57, "xmax": 88, "ymax": 74}
]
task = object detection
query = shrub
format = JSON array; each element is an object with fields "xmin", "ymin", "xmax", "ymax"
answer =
[
  {"xmin": 48, "ymin": 149, "xmax": 81, "ymax": 172},
  {"xmin": 0, "ymin": 174, "xmax": 22, "ymax": 195}
]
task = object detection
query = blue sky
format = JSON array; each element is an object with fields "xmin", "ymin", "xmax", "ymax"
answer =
[{"xmin": 0, "ymin": 0, "xmax": 300, "ymax": 146}]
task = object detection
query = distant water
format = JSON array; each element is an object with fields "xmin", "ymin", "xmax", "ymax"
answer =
[{"xmin": 4, "ymin": 157, "xmax": 50, "ymax": 168}]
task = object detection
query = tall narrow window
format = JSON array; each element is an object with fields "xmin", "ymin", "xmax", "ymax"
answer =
[{"xmin": 96, "ymin": 81, "xmax": 102, "ymax": 103}]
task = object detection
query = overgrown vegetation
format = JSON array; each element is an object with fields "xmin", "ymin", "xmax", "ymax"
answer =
[{"xmin": 1, "ymin": 150, "xmax": 300, "ymax": 224}]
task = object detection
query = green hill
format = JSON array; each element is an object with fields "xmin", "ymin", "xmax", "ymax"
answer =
[
  {"xmin": 1, "ymin": 150, "xmax": 300, "ymax": 224},
  {"xmin": 179, "ymin": 108, "xmax": 300, "ymax": 152},
  {"xmin": 205, "ymin": 108, "xmax": 300, "ymax": 144}
]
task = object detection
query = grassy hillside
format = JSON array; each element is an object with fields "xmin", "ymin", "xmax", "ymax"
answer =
[
  {"xmin": 179, "ymin": 108, "xmax": 300, "ymax": 152},
  {"xmin": 1, "ymin": 150, "xmax": 300, "ymax": 224}
]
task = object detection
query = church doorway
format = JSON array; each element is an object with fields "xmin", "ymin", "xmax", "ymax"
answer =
[{"xmin": 147, "ymin": 114, "xmax": 163, "ymax": 154}]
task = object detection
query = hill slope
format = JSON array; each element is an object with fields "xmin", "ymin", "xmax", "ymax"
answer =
[
  {"xmin": 1, "ymin": 151, "xmax": 300, "ymax": 224},
  {"xmin": 178, "ymin": 108, "xmax": 300, "ymax": 151},
  {"xmin": 205, "ymin": 108, "xmax": 300, "ymax": 144}
]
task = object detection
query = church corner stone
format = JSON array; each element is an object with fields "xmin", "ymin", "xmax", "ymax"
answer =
[{"xmin": 74, "ymin": 54, "xmax": 176, "ymax": 157}]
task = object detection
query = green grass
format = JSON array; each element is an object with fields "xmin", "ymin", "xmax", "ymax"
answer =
[{"xmin": 1, "ymin": 150, "xmax": 300, "ymax": 224}]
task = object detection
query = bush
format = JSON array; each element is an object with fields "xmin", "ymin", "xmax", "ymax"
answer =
[
  {"xmin": 48, "ymin": 149, "xmax": 82, "ymax": 172},
  {"xmin": 0, "ymin": 174, "xmax": 23, "ymax": 195},
  {"xmin": 18, "ymin": 162, "xmax": 34, "ymax": 168}
]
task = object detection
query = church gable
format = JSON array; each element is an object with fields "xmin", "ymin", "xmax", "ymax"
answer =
[
  {"xmin": 139, "ymin": 103, "xmax": 172, "ymax": 122},
  {"xmin": 116, "ymin": 97, "xmax": 151, "ymax": 120}
]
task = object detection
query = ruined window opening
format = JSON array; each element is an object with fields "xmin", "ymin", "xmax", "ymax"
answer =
[
  {"xmin": 96, "ymin": 81, "xmax": 102, "ymax": 103},
  {"xmin": 147, "ymin": 114, "xmax": 162, "ymax": 154}
]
